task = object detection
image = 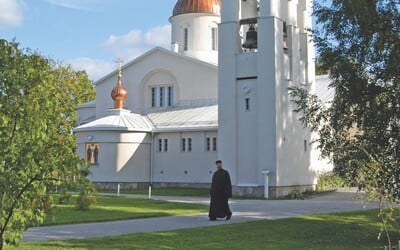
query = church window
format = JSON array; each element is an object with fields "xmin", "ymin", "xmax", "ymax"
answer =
[
  {"xmin": 245, "ymin": 98, "xmax": 250, "ymax": 111},
  {"xmin": 150, "ymin": 85, "xmax": 174, "ymax": 108},
  {"xmin": 158, "ymin": 139, "xmax": 163, "ymax": 152},
  {"xmin": 206, "ymin": 137, "xmax": 211, "ymax": 151},
  {"xmin": 164, "ymin": 139, "xmax": 168, "ymax": 152},
  {"xmin": 212, "ymin": 137, "xmax": 217, "ymax": 151},
  {"xmin": 160, "ymin": 87, "xmax": 165, "ymax": 107},
  {"xmin": 168, "ymin": 86, "xmax": 174, "ymax": 106},
  {"xmin": 211, "ymin": 27, "xmax": 218, "ymax": 51},
  {"xmin": 184, "ymin": 28, "xmax": 189, "ymax": 51},
  {"xmin": 181, "ymin": 138, "xmax": 186, "ymax": 152},
  {"xmin": 304, "ymin": 139, "xmax": 308, "ymax": 152},
  {"xmin": 181, "ymin": 137, "xmax": 192, "ymax": 152},
  {"xmin": 151, "ymin": 87, "xmax": 157, "ymax": 107},
  {"xmin": 187, "ymin": 138, "xmax": 192, "ymax": 152}
]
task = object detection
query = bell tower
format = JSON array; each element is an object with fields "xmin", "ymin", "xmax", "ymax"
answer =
[{"xmin": 218, "ymin": 0, "xmax": 316, "ymax": 197}]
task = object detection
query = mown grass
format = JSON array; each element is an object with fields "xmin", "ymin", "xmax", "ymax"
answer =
[
  {"xmin": 14, "ymin": 209, "xmax": 400, "ymax": 249},
  {"xmin": 44, "ymin": 195, "xmax": 207, "ymax": 226},
  {"xmin": 98, "ymin": 187, "xmax": 210, "ymax": 197}
]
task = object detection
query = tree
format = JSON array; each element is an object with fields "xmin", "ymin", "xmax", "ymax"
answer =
[
  {"xmin": 0, "ymin": 39, "xmax": 96, "ymax": 249},
  {"xmin": 290, "ymin": 0, "xmax": 400, "ymax": 247}
]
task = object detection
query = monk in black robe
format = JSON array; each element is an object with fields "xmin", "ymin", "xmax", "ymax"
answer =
[{"xmin": 209, "ymin": 160, "xmax": 232, "ymax": 221}]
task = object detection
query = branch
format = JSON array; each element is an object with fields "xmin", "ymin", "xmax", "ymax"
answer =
[{"xmin": 0, "ymin": 176, "xmax": 38, "ymax": 234}]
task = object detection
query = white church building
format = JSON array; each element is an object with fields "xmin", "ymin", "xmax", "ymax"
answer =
[{"xmin": 74, "ymin": 0, "xmax": 332, "ymax": 197}]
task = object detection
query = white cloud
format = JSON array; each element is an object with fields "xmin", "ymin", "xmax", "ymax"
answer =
[
  {"xmin": 67, "ymin": 25, "xmax": 171, "ymax": 82},
  {"xmin": 102, "ymin": 24, "xmax": 171, "ymax": 61},
  {"xmin": 144, "ymin": 25, "xmax": 171, "ymax": 47},
  {"xmin": 0, "ymin": 0, "xmax": 24, "ymax": 28},
  {"xmin": 103, "ymin": 30, "xmax": 142, "ymax": 49},
  {"xmin": 45, "ymin": 0, "xmax": 103, "ymax": 12},
  {"xmin": 67, "ymin": 57, "xmax": 114, "ymax": 82}
]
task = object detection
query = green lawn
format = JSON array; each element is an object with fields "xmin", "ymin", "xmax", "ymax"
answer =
[
  {"xmin": 14, "ymin": 209, "xmax": 400, "ymax": 249},
  {"xmin": 44, "ymin": 195, "xmax": 207, "ymax": 226},
  {"xmin": 98, "ymin": 187, "xmax": 210, "ymax": 197}
]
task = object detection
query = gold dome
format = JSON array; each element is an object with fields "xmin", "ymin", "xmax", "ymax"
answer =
[
  {"xmin": 172, "ymin": 0, "xmax": 221, "ymax": 17},
  {"xmin": 111, "ymin": 66, "xmax": 128, "ymax": 109}
]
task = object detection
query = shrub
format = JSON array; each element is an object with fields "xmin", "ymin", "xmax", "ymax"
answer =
[
  {"xmin": 75, "ymin": 186, "xmax": 97, "ymax": 211},
  {"xmin": 287, "ymin": 190, "xmax": 303, "ymax": 199},
  {"xmin": 317, "ymin": 172, "xmax": 348, "ymax": 191}
]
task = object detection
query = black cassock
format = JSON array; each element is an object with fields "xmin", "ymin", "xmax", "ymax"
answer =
[{"xmin": 209, "ymin": 169, "xmax": 232, "ymax": 219}]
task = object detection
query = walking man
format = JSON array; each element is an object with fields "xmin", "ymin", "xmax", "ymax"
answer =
[{"xmin": 209, "ymin": 160, "xmax": 232, "ymax": 221}]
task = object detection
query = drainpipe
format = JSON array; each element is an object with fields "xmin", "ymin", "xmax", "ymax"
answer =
[{"xmin": 149, "ymin": 132, "xmax": 155, "ymax": 199}]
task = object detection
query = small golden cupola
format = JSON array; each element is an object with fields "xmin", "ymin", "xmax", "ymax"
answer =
[{"xmin": 111, "ymin": 60, "xmax": 128, "ymax": 109}]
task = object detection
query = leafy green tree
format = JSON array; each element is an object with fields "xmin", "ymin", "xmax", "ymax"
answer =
[
  {"xmin": 290, "ymin": 0, "xmax": 399, "ymax": 247},
  {"xmin": 0, "ymin": 39, "xmax": 95, "ymax": 249}
]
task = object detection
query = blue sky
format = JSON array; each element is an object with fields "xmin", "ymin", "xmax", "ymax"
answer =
[{"xmin": 0, "ymin": 0, "xmax": 177, "ymax": 81}]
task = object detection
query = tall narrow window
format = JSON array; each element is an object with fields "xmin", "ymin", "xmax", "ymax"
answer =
[
  {"xmin": 245, "ymin": 98, "xmax": 250, "ymax": 111},
  {"xmin": 187, "ymin": 138, "xmax": 192, "ymax": 152},
  {"xmin": 183, "ymin": 28, "xmax": 189, "ymax": 51},
  {"xmin": 158, "ymin": 139, "xmax": 163, "ymax": 152},
  {"xmin": 283, "ymin": 21, "xmax": 289, "ymax": 53},
  {"xmin": 206, "ymin": 137, "xmax": 211, "ymax": 151},
  {"xmin": 211, "ymin": 27, "xmax": 218, "ymax": 50},
  {"xmin": 181, "ymin": 138, "xmax": 186, "ymax": 152},
  {"xmin": 212, "ymin": 137, "xmax": 217, "ymax": 151},
  {"xmin": 304, "ymin": 139, "xmax": 308, "ymax": 152},
  {"xmin": 168, "ymin": 86, "xmax": 174, "ymax": 107},
  {"xmin": 151, "ymin": 87, "xmax": 157, "ymax": 108},
  {"xmin": 159, "ymin": 87, "xmax": 165, "ymax": 107},
  {"xmin": 164, "ymin": 139, "xmax": 168, "ymax": 152}
]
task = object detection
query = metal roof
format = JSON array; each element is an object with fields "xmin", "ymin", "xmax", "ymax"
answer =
[
  {"xmin": 73, "ymin": 109, "xmax": 152, "ymax": 132},
  {"xmin": 147, "ymin": 104, "xmax": 218, "ymax": 132}
]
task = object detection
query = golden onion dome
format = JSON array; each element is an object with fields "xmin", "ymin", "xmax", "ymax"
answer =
[
  {"xmin": 111, "ymin": 64, "xmax": 128, "ymax": 109},
  {"xmin": 172, "ymin": 0, "xmax": 221, "ymax": 17}
]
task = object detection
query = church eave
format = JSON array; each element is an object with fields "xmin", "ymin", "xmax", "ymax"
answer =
[
  {"xmin": 153, "ymin": 125, "xmax": 218, "ymax": 133},
  {"xmin": 73, "ymin": 127, "xmax": 152, "ymax": 133}
]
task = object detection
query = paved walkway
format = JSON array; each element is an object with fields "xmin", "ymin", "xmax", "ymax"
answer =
[{"xmin": 22, "ymin": 188, "xmax": 376, "ymax": 242}]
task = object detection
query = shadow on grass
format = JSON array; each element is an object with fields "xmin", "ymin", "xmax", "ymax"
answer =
[
  {"xmin": 43, "ymin": 196, "xmax": 207, "ymax": 226},
  {"xmin": 19, "ymin": 210, "xmax": 400, "ymax": 250}
]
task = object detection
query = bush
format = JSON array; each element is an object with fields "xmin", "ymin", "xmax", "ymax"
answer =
[
  {"xmin": 317, "ymin": 172, "xmax": 348, "ymax": 191},
  {"xmin": 287, "ymin": 190, "xmax": 303, "ymax": 199},
  {"xmin": 75, "ymin": 186, "xmax": 97, "ymax": 211}
]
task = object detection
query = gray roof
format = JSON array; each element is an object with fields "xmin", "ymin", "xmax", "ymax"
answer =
[
  {"xmin": 147, "ymin": 104, "xmax": 218, "ymax": 132},
  {"xmin": 73, "ymin": 109, "xmax": 152, "ymax": 132}
]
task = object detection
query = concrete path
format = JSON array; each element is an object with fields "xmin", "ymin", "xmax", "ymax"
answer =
[{"xmin": 22, "ymin": 188, "xmax": 376, "ymax": 242}]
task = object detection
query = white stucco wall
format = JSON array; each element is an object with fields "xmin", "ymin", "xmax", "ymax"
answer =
[
  {"xmin": 76, "ymin": 131, "xmax": 151, "ymax": 183},
  {"xmin": 94, "ymin": 48, "xmax": 218, "ymax": 118},
  {"xmin": 170, "ymin": 13, "xmax": 220, "ymax": 64},
  {"xmin": 76, "ymin": 104, "xmax": 95, "ymax": 125},
  {"xmin": 153, "ymin": 131, "xmax": 218, "ymax": 184}
]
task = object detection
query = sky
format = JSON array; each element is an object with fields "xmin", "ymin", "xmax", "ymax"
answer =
[{"xmin": 0, "ymin": 0, "xmax": 177, "ymax": 81}]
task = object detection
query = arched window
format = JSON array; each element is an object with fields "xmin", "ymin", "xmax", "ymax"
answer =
[{"xmin": 141, "ymin": 70, "xmax": 178, "ymax": 111}]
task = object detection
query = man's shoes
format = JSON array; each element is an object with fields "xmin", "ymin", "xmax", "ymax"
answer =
[
  {"xmin": 209, "ymin": 217, "xmax": 216, "ymax": 221},
  {"xmin": 226, "ymin": 213, "xmax": 232, "ymax": 220}
]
